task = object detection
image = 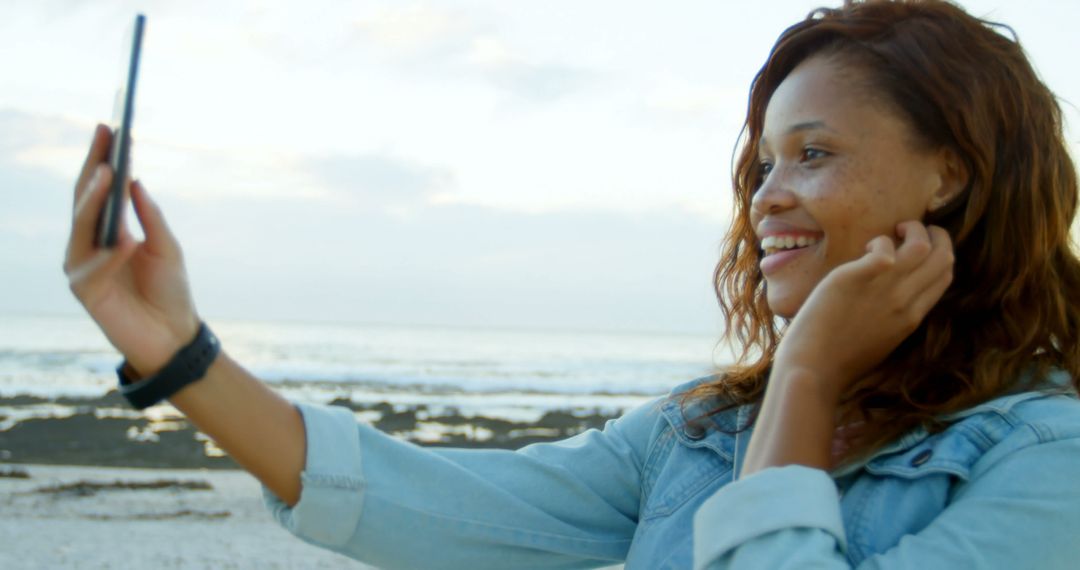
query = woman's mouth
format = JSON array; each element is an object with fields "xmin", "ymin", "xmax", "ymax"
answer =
[
  {"xmin": 759, "ymin": 234, "xmax": 822, "ymax": 275},
  {"xmin": 761, "ymin": 234, "xmax": 821, "ymax": 257}
]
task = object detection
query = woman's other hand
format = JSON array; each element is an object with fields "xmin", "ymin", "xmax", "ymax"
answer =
[
  {"xmin": 742, "ymin": 221, "xmax": 954, "ymax": 476},
  {"xmin": 63, "ymin": 124, "xmax": 200, "ymax": 377},
  {"xmin": 774, "ymin": 220, "xmax": 955, "ymax": 399}
]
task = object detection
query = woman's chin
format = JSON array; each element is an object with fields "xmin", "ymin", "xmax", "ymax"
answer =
[{"xmin": 765, "ymin": 291, "xmax": 803, "ymax": 320}]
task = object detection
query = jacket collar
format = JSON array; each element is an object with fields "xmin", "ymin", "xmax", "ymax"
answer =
[
  {"xmin": 835, "ymin": 367, "xmax": 1076, "ymax": 477},
  {"xmin": 661, "ymin": 370, "xmax": 1077, "ymax": 478},
  {"xmin": 659, "ymin": 376, "xmax": 738, "ymax": 461}
]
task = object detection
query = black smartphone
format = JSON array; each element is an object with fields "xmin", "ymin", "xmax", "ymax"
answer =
[{"xmin": 95, "ymin": 14, "xmax": 146, "ymax": 249}]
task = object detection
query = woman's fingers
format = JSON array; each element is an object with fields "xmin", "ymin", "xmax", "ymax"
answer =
[
  {"xmin": 788, "ymin": 222, "xmax": 953, "ymax": 387},
  {"xmin": 861, "ymin": 221, "xmax": 950, "ymax": 289},
  {"xmin": 904, "ymin": 225, "xmax": 954, "ymax": 299},
  {"xmin": 66, "ymin": 237, "xmax": 138, "ymax": 296},
  {"xmin": 860, "ymin": 234, "xmax": 897, "ymax": 271},
  {"xmin": 926, "ymin": 225, "xmax": 953, "ymax": 256},
  {"xmin": 65, "ymin": 164, "xmax": 114, "ymax": 271},
  {"xmin": 834, "ymin": 223, "xmax": 951, "ymax": 323},
  {"xmin": 131, "ymin": 179, "xmax": 181, "ymax": 259},
  {"xmin": 827, "ymin": 234, "xmax": 896, "ymax": 285},
  {"xmin": 907, "ymin": 236, "xmax": 954, "ymax": 322},
  {"xmin": 909, "ymin": 267, "xmax": 953, "ymax": 320},
  {"xmin": 74, "ymin": 125, "xmax": 112, "ymax": 209},
  {"xmin": 894, "ymin": 221, "xmax": 933, "ymax": 270},
  {"xmin": 878, "ymin": 224, "xmax": 953, "ymax": 329}
]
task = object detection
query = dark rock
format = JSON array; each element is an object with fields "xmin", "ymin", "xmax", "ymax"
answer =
[
  {"xmin": 0, "ymin": 465, "xmax": 30, "ymax": 478},
  {"xmin": 0, "ymin": 412, "xmax": 237, "ymax": 470},
  {"xmin": 375, "ymin": 409, "xmax": 418, "ymax": 432}
]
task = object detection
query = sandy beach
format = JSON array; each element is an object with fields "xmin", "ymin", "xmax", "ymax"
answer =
[
  {"xmin": 0, "ymin": 392, "xmax": 627, "ymax": 569},
  {"xmin": 0, "ymin": 463, "xmax": 374, "ymax": 569}
]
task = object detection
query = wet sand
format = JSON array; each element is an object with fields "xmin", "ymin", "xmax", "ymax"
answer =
[{"xmin": 0, "ymin": 391, "xmax": 618, "ymax": 469}]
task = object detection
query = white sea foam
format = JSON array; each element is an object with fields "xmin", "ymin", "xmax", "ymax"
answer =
[{"xmin": 0, "ymin": 314, "xmax": 725, "ymax": 408}]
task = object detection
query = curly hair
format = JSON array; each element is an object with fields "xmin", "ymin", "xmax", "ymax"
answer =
[{"xmin": 689, "ymin": 0, "xmax": 1080, "ymax": 463}]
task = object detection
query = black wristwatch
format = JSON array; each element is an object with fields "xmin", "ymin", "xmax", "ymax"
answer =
[{"xmin": 117, "ymin": 322, "xmax": 221, "ymax": 410}]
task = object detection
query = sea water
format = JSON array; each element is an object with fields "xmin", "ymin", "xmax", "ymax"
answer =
[{"xmin": 0, "ymin": 313, "xmax": 725, "ymax": 421}]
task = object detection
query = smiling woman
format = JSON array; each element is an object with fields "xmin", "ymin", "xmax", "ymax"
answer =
[
  {"xmin": 60, "ymin": 0, "xmax": 1080, "ymax": 569},
  {"xmin": 704, "ymin": 0, "xmax": 1080, "ymax": 477},
  {"xmin": 750, "ymin": 56, "xmax": 967, "ymax": 317}
]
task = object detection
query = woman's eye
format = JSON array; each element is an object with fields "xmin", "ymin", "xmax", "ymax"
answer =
[
  {"xmin": 758, "ymin": 160, "xmax": 774, "ymax": 177},
  {"xmin": 801, "ymin": 147, "xmax": 829, "ymax": 162}
]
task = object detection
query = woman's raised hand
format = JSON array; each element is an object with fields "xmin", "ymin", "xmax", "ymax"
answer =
[
  {"xmin": 741, "ymin": 221, "xmax": 954, "ymax": 476},
  {"xmin": 63, "ymin": 124, "xmax": 200, "ymax": 377},
  {"xmin": 64, "ymin": 126, "xmax": 310, "ymax": 506},
  {"xmin": 774, "ymin": 220, "xmax": 955, "ymax": 397}
]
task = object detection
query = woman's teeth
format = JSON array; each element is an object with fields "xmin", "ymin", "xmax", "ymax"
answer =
[{"xmin": 761, "ymin": 235, "xmax": 820, "ymax": 256}]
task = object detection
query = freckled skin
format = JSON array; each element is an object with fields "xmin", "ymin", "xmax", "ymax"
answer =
[{"xmin": 752, "ymin": 55, "xmax": 948, "ymax": 318}]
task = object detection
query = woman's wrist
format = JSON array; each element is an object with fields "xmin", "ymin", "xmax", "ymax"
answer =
[
  {"xmin": 117, "ymin": 321, "xmax": 221, "ymax": 410},
  {"xmin": 768, "ymin": 360, "xmax": 844, "ymax": 406},
  {"xmin": 740, "ymin": 365, "xmax": 840, "ymax": 477},
  {"xmin": 123, "ymin": 316, "xmax": 201, "ymax": 379}
]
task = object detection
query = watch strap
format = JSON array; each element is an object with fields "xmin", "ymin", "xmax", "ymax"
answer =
[{"xmin": 117, "ymin": 322, "xmax": 221, "ymax": 410}]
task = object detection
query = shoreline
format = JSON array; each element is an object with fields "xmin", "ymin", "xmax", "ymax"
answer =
[{"xmin": 0, "ymin": 390, "xmax": 623, "ymax": 470}]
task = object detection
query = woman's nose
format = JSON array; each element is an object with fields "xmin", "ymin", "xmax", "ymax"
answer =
[{"xmin": 750, "ymin": 173, "xmax": 797, "ymax": 217}]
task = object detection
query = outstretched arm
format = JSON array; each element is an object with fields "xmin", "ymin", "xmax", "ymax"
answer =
[{"xmin": 64, "ymin": 125, "xmax": 306, "ymax": 505}]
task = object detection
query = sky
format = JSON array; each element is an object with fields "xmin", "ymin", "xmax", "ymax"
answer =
[{"xmin": 2, "ymin": 0, "xmax": 1078, "ymax": 335}]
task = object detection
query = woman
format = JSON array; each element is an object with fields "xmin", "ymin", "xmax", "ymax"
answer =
[{"xmin": 64, "ymin": 0, "xmax": 1080, "ymax": 568}]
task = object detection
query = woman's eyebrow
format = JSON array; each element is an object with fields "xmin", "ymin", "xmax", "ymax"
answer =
[
  {"xmin": 786, "ymin": 120, "xmax": 832, "ymax": 134},
  {"xmin": 761, "ymin": 120, "xmax": 835, "ymax": 148}
]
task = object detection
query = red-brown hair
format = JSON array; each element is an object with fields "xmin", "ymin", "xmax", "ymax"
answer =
[{"xmin": 691, "ymin": 0, "xmax": 1080, "ymax": 461}]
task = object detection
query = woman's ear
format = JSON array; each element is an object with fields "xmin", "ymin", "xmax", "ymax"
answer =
[{"xmin": 927, "ymin": 147, "xmax": 970, "ymax": 213}]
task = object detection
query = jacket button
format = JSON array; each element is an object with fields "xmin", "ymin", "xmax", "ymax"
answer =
[
  {"xmin": 910, "ymin": 449, "xmax": 933, "ymax": 467},
  {"xmin": 684, "ymin": 424, "xmax": 706, "ymax": 440}
]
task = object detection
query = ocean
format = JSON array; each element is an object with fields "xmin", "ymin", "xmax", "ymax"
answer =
[{"xmin": 0, "ymin": 313, "xmax": 724, "ymax": 423}]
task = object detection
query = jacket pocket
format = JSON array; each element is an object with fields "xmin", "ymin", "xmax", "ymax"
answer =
[
  {"xmin": 842, "ymin": 427, "xmax": 984, "ymax": 564},
  {"xmin": 640, "ymin": 439, "xmax": 733, "ymax": 521}
]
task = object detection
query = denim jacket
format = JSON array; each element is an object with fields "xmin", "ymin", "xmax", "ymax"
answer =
[{"xmin": 264, "ymin": 373, "xmax": 1080, "ymax": 569}]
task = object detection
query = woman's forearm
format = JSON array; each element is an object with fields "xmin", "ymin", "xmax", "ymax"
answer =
[
  {"xmin": 739, "ymin": 366, "xmax": 837, "ymax": 478},
  {"xmin": 167, "ymin": 351, "xmax": 307, "ymax": 506}
]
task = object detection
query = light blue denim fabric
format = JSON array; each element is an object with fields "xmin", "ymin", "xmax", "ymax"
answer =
[{"xmin": 264, "ymin": 372, "xmax": 1080, "ymax": 569}]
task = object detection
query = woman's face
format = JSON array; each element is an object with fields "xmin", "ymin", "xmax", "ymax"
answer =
[{"xmin": 751, "ymin": 54, "xmax": 949, "ymax": 318}]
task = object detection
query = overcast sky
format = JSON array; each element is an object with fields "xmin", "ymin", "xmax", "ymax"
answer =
[{"xmin": 2, "ymin": 0, "xmax": 1077, "ymax": 335}]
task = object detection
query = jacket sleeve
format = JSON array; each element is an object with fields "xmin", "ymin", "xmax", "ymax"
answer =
[
  {"xmin": 263, "ymin": 398, "xmax": 664, "ymax": 570},
  {"xmin": 692, "ymin": 435, "xmax": 1080, "ymax": 569}
]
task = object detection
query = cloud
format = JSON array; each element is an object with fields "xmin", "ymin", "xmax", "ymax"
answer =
[
  {"xmin": 0, "ymin": 109, "xmax": 92, "ymax": 180},
  {"xmin": 0, "ymin": 109, "xmax": 88, "ymax": 149},
  {"xmin": 352, "ymin": 3, "xmax": 473, "ymax": 59},
  {"xmin": 464, "ymin": 36, "xmax": 599, "ymax": 102},
  {"xmin": 302, "ymin": 153, "xmax": 455, "ymax": 208},
  {"xmin": 0, "ymin": 109, "xmax": 90, "ymax": 239},
  {"xmin": 346, "ymin": 5, "xmax": 602, "ymax": 102},
  {"xmin": 0, "ymin": 111, "xmax": 86, "ymax": 316},
  {"xmin": 0, "ymin": 96, "xmax": 724, "ymax": 337},
  {"xmin": 0, "ymin": 162, "xmax": 69, "ymax": 241},
  {"xmin": 642, "ymin": 80, "xmax": 747, "ymax": 124},
  {"xmin": 134, "ymin": 144, "xmax": 458, "ymax": 216},
  {"xmin": 162, "ymin": 194, "xmax": 725, "ymax": 334}
]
